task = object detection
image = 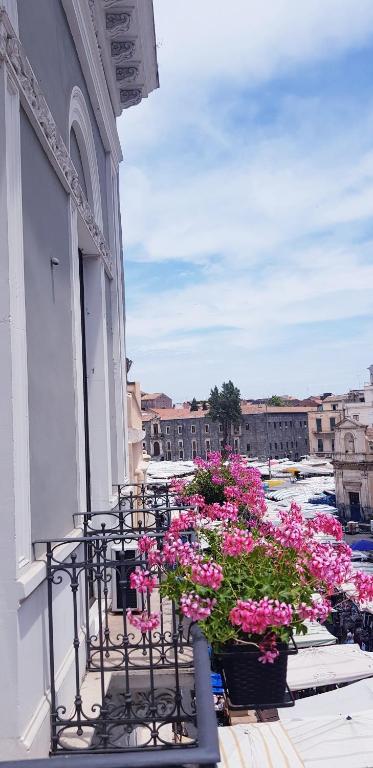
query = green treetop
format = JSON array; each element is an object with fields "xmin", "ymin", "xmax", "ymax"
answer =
[{"xmin": 208, "ymin": 380, "xmax": 242, "ymax": 452}]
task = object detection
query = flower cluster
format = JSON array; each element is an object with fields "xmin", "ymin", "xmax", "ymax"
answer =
[
  {"xmin": 258, "ymin": 633, "xmax": 279, "ymax": 664},
  {"xmin": 180, "ymin": 592, "xmax": 217, "ymax": 621},
  {"xmin": 132, "ymin": 452, "xmax": 373, "ymax": 664},
  {"xmin": 222, "ymin": 528, "xmax": 255, "ymax": 556},
  {"xmin": 191, "ymin": 559, "xmax": 223, "ymax": 590},
  {"xmin": 129, "ymin": 567, "xmax": 157, "ymax": 594},
  {"xmin": 308, "ymin": 513, "xmax": 344, "ymax": 540},
  {"xmin": 230, "ymin": 598, "xmax": 293, "ymax": 636},
  {"xmin": 126, "ymin": 609, "xmax": 159, "ymax": 633},
  {"xmin": 297, "ymin": 596, "xmax": 331, "ymax": 623},
  {"xmin": 352, "ymin": 570, "xmax": 373, "ymax": 603}
]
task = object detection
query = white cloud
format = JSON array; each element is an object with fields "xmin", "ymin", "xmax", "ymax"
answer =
[{"xmin": 117, "ymin": 0, "xmax": 373, "ymax": 399}]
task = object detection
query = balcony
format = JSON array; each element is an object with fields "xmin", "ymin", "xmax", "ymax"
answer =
[
  {"xmin": 333, "ymin": 452, "xmax": 373, "ymax": 463},
  {"xmin": 312, "ymin": 429, "xmax": 334, "ymax": 436},
  {"xmin": 20, "ymin": 487, "xmax": 219, "ymax": 766}
]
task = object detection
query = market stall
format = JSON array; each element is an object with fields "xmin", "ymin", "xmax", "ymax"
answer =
[
  {"xmin": 218, "ymin": 710, "xmax": 373, "ymax": 768},
  {"xmin": 287, "ymin": 643, "xmax": 373, "ymax": 691}
]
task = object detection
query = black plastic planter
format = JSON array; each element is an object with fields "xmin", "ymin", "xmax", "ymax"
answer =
[{"xmin": 215, "ymin": 641, "xmax": 296, "ymax": 710}]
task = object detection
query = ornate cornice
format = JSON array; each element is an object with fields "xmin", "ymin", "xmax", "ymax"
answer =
[
  {"xmin": 89, "ymin": 0, "xmax": 159, "ymax": 115},
  {"xmin": 0, "ymin": 10, "xmax": 114, "ymax": 276}
]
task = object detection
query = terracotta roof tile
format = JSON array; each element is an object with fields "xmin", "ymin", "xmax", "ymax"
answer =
[
  {"xmin": 141, "ymin": 392, "xmax": 169, "ymax": 401},
  {"xmin": 142, "ymin": 404, "xmax": 315, "ymax": 421},
  {"xmin": 240, "ymin": 404, "xmax": 316, "ymax": 415},
  {"xmin": 150, "ymin": 408, "xmax": 206, "ymax": 420}
]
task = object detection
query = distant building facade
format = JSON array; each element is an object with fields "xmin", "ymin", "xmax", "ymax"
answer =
[
  {"xmin": 308, "ymin": 395, "xmax": 347, "ymax": 458},
  {"xmin": 141, "ymin": 392, "xmax": 173, "ymax": 410},
  {"xmin": 333, "ymin": 417, "xmax": 373, "ymax": 521},
  {"xmin": 309, "ymin": 366, "xmax": 373, "ymax": 458},
  {"xmin": 142, "ymin": 405, "xmax": 312, "ymax": 461}
]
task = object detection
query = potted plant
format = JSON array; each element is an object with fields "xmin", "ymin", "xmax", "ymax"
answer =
[{"xmin": 129, "ymin": 454, "xmax": 373, "ymax": 708}]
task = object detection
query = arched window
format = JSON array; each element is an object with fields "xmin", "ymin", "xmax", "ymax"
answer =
[
  {"xmin": 344, "ymin": 432, "xmax": 355, "ymax": 454},
  {"xmin": 68, "ymin": 86, "xmax": 103, "ymax": 229},
  {"xmin": 153, "ymin": 441, "xmax": 160, "ymax": 457}
]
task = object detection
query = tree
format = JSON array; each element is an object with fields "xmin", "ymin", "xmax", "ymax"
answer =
[
  {"xmin": 202, "ymin": 401, "xmax": 208, "ymax": 411},
  {"xmin": 208, "ymin": 381, "xmax": 242, "ymax": 452},
  {"xmin": 267, "ymin": 395, "xmax": 284, "ymax": 406},
  {"xmin": 190, "ymin": 397, "xmax": 199, "ymax": 411}
]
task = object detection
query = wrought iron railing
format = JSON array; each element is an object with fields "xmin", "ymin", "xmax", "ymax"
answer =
[
  {"xmin": 115, "ymin": 482, "xmax": 173, "ymax": 512},
  {"xmin": 17, "ymin": 493, "xmax": 218, "ymax": 767}
]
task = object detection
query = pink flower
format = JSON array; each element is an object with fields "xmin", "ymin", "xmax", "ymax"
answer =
[
  {"xmin": 126, "ymin": 609, "xmax": 159, "ymax": 633},
  {"xmin": 130, "ymin": 567, "xmax": 157, "ymax": 594},
  {"xmin": 230, "ymin": 598, "xmax": 293, "ymax": 635},
  {"xmin": 138, "ymin": 535, "xmax": 157, "ymax": 554},
  {"xmin": 222, "ymin": 528, "xmax": 255, "ymax": 557},
  {"xmin": 297, "ymin": 596, "xmax": 331, "ymax": 623},
  {"xmin": 353, "ymin": 570, "xmax": 373, "ymax": 602},
  {"xmin": 169, "ymin": 511, "xmax": 197, "ymax": 535},
  {"xmin": 180, "ymin": 592, "xmax": 217, "ymax": 621},
  {"xmin": 191, "ymin": 559, "xmax": 223, "ymax": 590},
  {"xmin": 170, "ymin": 478, "xmax": 187, "ymax": 494},
  {"xmin": 258, "ymin": 633, "xmax": 280, "ymax": 664},
  {"xmin": 308, "ymin": 514, "xmax": 343, "ymax": 541},
  {"xmin": 203, "ymin": 501, "xmax": 239, "ymax": 523},
  {"xmin": 306, "ymin": 541, "xmax": 353, "ymax": 588},
  {"xmin": 161, "ymin": 532, "xmax": 199, "ymax": 567}
]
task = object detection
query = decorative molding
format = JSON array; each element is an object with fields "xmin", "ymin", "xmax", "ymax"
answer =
[
  {"xmin": 0, "ymin": 10, "xmax": 113, "ymax": 276},
  {"xmin": 89, "ymin": 0, "xmax": 159, "ymax": 115},
  {"xmin": 111, "ymin": 39, "xmax": 136, "ymax": 61},
  {"xmin": 69, "ymin": 85, "xmax": 103, "ymax": 231},
  {"xmin": 0, "ymin": 33, "xmax": 32, "ymax": 571},
  {"xmin": 106, "ymin": 11, "xmax": 132, "ymax": 35},
  {"xmin": 120, "ymin": 87, "xmax": 142, "ymax": 107},
  {"xmin": 115, "ymin": 64, "xmax": 140, "ymax": 82},
  {"xmin": 61, "ymin": 0, "xmax": 122, "ymax": 168}
]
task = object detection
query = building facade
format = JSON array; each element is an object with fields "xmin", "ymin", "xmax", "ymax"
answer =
[
  {"xmin": 143, "ymin": 405, "xmax": 312, "ymax": 461},
  {"xmin": 0, "ymin": 0, "xmax": 158, "ymax": 758},
  {"xmin": 309, "ymin": 366, "xmax": 373, "ymax": 458},
  {"xmin": 141, "ymin": 392, "xmax": 173, "ymax": 410},
  {"xmin": 333, "ymin": 417, "xmax": 373, "ymax": 521},
  {"xmin": 308, "ymin": 395, "xmax": 347, "ymax": 458}
]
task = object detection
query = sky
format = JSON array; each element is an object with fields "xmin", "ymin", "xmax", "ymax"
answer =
[{"xmin": 117, "ymin": 0, "xmax": 373, "ymax": 402}]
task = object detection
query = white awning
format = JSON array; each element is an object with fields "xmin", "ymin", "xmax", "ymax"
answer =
[
  {"xmin": 284, "ymin": 710, "xmax": 373, "ymax": 767},
  {"xmin": 218, "ymin": 721, "xmax": 304, "ymax": 768},
  {"xmin": 280, "ymin": 677, "xmax": 373, "ymax": 720},
  {"xmin": 219, "ymin": 711, "xmax": 373, "ymax": 768},
  {"xmin": 293, "ymin": 621, "xmax": 336, "ymax": 648},
  {"xmin": 287, "ymin": 644, "xmax": 373, "ymax": 690}
]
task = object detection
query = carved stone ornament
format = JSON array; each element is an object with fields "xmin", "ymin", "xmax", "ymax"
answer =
[
  {"xmin": 115, "ymin": 65, "xmax": 139, "ymax": 82},
  {"xmin": 0, "ymin": 11, "xmax": 113, "ymax": 276},
  {"xmin": 0, "ymin": 17, "xmax": 7, "ymax": 61},
  {"xmin": 105, "ymin": 12, "xmax": 132, "ymax": 33},
  {"xmin": 102, "ymin": 0, "xmax": 126, "ymax": 6},
  {"xmin": 120, "ymin": 88, "xmax": 141, "ymax": 107},
  {"xmin": 111, "ymin": 39, "xmax": 136, "ymax": 61}
]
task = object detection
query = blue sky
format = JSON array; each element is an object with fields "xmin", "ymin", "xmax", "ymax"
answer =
[{"xmin": 118, "ymin": 0, "xmax": 373, "ymax": 401}]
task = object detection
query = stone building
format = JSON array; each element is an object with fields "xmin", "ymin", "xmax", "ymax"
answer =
[
  {"xmin": 308, "ymin": 395, "xmax": 347, "ymax": 458},
  {"xmin": 309, "ymin": 366, "xmax": 373, "ymax": 458},
  {"xmin": 333, "ymin": 417, "xmax": 373, "ymax": 521},
  {"xmin": 127, "ymin": 381, "xmax": 150, "ymax": 486},
  {"xmin": 143, "ymin": 405, "xmax": 312, "ymax": 462},
  {"xmin": 141, "ymin": 391, "xmax": 173, "ymax": 410},
  {"xmin": 0, "ymin": 0, "xmax": 158, "ymax": 757}
]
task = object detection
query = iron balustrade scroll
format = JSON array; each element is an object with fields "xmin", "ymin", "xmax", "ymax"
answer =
[
  {"xmin": 115, "ymin": 482, "xmax": 175, "ymax": 513},
  {"xmin": 33, "ymin": 515, "xmax": 218, "ymax": 764},
  {"xmin": 0, "ymin": 621, "xmax": 219, "ymax": 768}
]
